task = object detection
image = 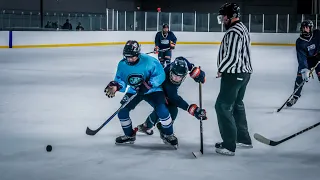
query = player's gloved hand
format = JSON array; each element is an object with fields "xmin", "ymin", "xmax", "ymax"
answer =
[
  {"xmin": 135, "ymin": 81, "xmax": 152, "ymax": 95},
  {"xmin": 301, "ymin": 68, "xmax": 310, "ymax": 82},
  {"xmin": 104, "ymin": 81, "xmax": 120, "ymax": 98},
  {"xmin": 154, "ymin": 46, "xmax": 159, "ymax": 53},
  {"xmin": 189, "ymin": 67, "xmax": 206, "ymax": 83},
  {"xmin": 170, "ymin": 41, "xmax": 175, "ymax": 49},
  {"xmin": 187, "ymin": 104, "xmax": 207, "ymax": 120}
]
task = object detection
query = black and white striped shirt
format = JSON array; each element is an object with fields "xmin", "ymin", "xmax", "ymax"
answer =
[{"xmin": 217, "ymin": 21, "xmax": 253, "ymax": 73}]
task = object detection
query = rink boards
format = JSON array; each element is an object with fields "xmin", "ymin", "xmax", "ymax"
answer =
[{"xmin": 0, "ymin": 31, "xmax": 299, "ymax": 48}]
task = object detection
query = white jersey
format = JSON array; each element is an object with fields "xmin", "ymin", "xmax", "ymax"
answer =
[{"xmin": 217, "ymin": 21, "xmax": 253, "ymax": 73}]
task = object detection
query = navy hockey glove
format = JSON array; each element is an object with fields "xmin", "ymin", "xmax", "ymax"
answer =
[
  {"xmin": 135, "ymin": 81, "xmax": 152, "ymax": 95},
  {"xmin": 189, "ymin": 67, "xmax": 206, "ymax": 83},
  {"xmin": 187, "ymin": 104, "xmax": 207, "ymax": 120},
  {"xmin": 104, "ymin": 81, "xmax": 121, "ymax": 98}
]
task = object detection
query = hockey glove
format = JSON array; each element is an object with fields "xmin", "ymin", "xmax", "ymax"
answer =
[
  {"xmin": 189, "ymin": 67, "xmax": 206, "ymax": 83},
  {"xmin": 104, "ymin": 81, "xmax": 121, "ymax": 98},
  {"xmin": 301, "ymin": 68, "xmax": 310, "ymax": 82},
  {"xmin": 154, "ymin": 46, "xmax": 159, "ymax": 54},
  {"xmin": 135, "ymin": 81, "xmax": 152, "ymax": 95},
  {"xmin": 187, "ymin": 104, "xmax": 207, "ymax": 120},
  {"xmin": 170, "ymin": 41, "xmax": 176, "ymax": 49}
]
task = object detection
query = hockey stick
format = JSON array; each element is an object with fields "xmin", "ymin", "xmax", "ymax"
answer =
[
  {"xmin": 192, "ymin": 67, "xmax": 204, "ymax": 158},
  {"xmin": 86, "ymin": 93, "xmax": 138, "ymax": 136},
  {"xmin": 254, "ymin": 121, "xmax": 320, "ymax": 146},
  {"xmin": 146, "ymin": 48, "xmax": 171, "ymax": 54},
  {"xmin": 277, "ymin": 60, "xmax": 320, "ymax": 112}
]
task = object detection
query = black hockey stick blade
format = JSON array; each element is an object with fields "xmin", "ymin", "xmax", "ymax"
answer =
[
  {"xmin": 86, "ymin": 93, "xmax": 138, "ymax": 136},
  {"xmin": 254, "ymin": 121, "xmax": 320, "ymax": 146},
  {"xmin": 254, "ymin": 133, "xmax": 277, "ymax": 146}
]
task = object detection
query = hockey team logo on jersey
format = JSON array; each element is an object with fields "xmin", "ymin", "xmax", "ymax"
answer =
[
  {"xmin": 161, "ymin": 39, "xmax": 169, "ymax": 44},
  {"xmin": 127, "ymin": 74, "xmax": 144, "ymax": 87},
  {"xmin": 307, "ymin": 44, "xmax": 315, "ymax": 51}
]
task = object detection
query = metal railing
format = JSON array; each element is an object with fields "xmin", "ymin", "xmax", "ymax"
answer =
[{"xmin": 0, "ymin": 8, "xmax": 319, "ymax": 33}]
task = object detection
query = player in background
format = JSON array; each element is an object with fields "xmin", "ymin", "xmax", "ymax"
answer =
[
  {"xmin": 104, "ymin": 40, "xmax": 178, "ymax": 148},
  {"xmin": 214, "ymin": 2, "xmax": 253, "ymax": 156},
  {"xmin": 135, "ymin": 57, "xmax": 207, "ymax": 143},
  {"xmin": 286, "ymin": 20, "xmax": 320, "ymax": 107},
  {"xmin": 154, "ymin": 24, "xmax": 177, "ymax": 67}
]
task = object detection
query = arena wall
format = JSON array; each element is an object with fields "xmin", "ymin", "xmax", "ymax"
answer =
[{"xmin": 0, "ymin": 31, "xmax": 299, "ymax": 48}]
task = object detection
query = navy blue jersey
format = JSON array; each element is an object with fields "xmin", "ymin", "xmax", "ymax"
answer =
[
  {"xmin": 155, "ymin": 31, "xmax": 177, "ymax": 50},
  {"xmin": 296, "ymin": 29, "xmax": 320, "ymax": 71},
  {"xmin": 162, "ymin": 59, "xmax": 194, "ymax": 111}
]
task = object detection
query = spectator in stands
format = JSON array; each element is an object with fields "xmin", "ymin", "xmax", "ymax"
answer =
[
  {"xmin": 62, "ymin": 19, "xmax": 72, "ymax": 30},
  {"xmin": 52, "ymin": 21, "xmax": 59, "ymax": 29},
  {"xmin": 76, "ymin": 22, "xmax": 84, "ymax": 31},
  {"xmin": 45, "ymin": 21, "xmax": 52, "ymax": 28}
]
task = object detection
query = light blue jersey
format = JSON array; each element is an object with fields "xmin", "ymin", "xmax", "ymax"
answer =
[{"xmin": 114, "ymin": 53, "xmax": 165, "ymax": 94}]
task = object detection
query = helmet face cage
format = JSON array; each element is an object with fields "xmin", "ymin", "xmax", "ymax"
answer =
[
  {"xmin": 169, "ymin": 58, "xmax": 188, "ymax": 84},
  {"xmin": 300, "ymin": 20, "xmax": 314, "ymax": 37}
]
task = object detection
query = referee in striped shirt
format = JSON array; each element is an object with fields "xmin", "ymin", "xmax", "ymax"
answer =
[{"xmin": 214, "ymin": 2, "xmax": 253, "ymax": 156}]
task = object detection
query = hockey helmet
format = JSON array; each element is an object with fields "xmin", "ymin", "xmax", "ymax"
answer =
[
  {"xmin": 169, "ymin": 57, "xmax": 189, "ymax": 84},
  {"xmin": 217, "ymin": 3, "xmax": 240, "ymax": 24},
  {"xmin": 300, "ymin": 20, "xmax": 313, "ymax": 38},
  {"xmin": 123, "ymin": 40, "xmax": 141, "ymax": 65}
]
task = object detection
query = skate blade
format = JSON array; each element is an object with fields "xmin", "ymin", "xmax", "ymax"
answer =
[
  {"xmin": 215, "ymin": 149, "xmax": 235, "ymax": 156},
  {"xmin": 115, "ymin": 141, "xmax": 135, "ymax": 145},
  {"xmin": 162, "ymin": 140, "xmax": 178, "ymax": 150}
]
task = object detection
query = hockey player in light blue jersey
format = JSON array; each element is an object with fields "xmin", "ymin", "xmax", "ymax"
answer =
[{"xmin": 104, "ymin": 40, "xmax": 178, "ymax": 148}]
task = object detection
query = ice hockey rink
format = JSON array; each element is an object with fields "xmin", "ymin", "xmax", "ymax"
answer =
[{"xmin": 0, "ymin": 44, "xmax": 319, "ymax": 180}]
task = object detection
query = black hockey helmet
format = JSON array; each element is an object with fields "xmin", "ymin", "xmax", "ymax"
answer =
[
  {"xmin": 123, "ymin": 40, "xmax": 141, "ymax": 65},
  {"xmin": 217, "ymin": 3, "xmax": 240, "ymax": 24},
  {"xmin": 123, "ymin": 40, "xmax": 141, "ymax": 57},
  {"xmin": 169, "ymin": 57, "xmax": 189, "ymax": 84},
  {"xmin": 300, "ymin": 20, "xmax": 313, "ymax": 38},
  {"xmin": 163, "ymin": 23, "xmax": 169, "ymax": 29}
]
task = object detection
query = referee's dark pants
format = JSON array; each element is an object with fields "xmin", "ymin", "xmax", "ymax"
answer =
[{"xmin": 215, "ymin": 73, "xmax": 252, "ymax": 152}]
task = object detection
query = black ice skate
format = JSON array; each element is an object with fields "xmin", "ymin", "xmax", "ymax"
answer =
[
  {"xmin": 137, "ymin": 123, "xmax": 154, "ymax": 135},
  {"xmin": 156, "ymin": 122, "xmax": 178, "ymax": 149},
  {"xmin": 215, "ymin": 142, "xmax": 235, "ymax": 156},
  {"xmin": 286, "ymin": 95, "xmax": 299, "ymax": 107},
  {"xmin": 115, "ymin": 128, "xmax": 137, "ymax": 145},
  {"xmin": 236, "ymin": 142, "xmax": 253, "ymax": 149},
  {"xmin": 162, "ymin": 134, "xmax": 178, "ymax": 149}
]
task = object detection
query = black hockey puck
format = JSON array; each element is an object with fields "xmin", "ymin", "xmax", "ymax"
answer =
[{"xmin": 46, "ymin": 145, "xmax": 52, "ymax": 152}]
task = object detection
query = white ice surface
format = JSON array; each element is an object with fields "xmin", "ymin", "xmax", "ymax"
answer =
[{"xmin": 0, "ymin": 45, "xmax": 319, "ymax": 180}]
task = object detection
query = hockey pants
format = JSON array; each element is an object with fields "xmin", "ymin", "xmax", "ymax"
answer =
[{"xmin": 117, "ymin": 91, "xmax": 173, "ymax": 136}]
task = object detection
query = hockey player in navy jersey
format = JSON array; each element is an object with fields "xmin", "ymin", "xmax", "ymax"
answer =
[
  {"xmin": 104, "ymin": 40, "xmax": 178, "ymax": 147},
  {"xmin": 287, "ymin": 20, "xmax": 320, "ymax": 107},
  {"xmin": 135, "ymin": 56, "xmax": 207, "ymax": 141},
  {"xmin": 154, "ymin": 24, "xmax": 177, "ymax": 67}
]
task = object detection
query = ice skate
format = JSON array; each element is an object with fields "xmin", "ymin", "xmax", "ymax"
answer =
[
  {"xmin": 136, "ymin": 123, "xmax": 154, "ymax": 135},
  {"xmin": 115, "ymin": 128, "xmax": 137, "ymax": 145},
  {"xmin": 286, "ymin": 95, "xmax": 299, "ymax": 107},
  {"xmin": 236, "ymin": 142, "xmax": 253, "ymax": 149},
  {"xmin": 215, "ymin": 142, "xmax": 235, "ymax": 156},
  {"xmin": 162, "ymin": 134, "xmax": 178, "ymax": 149}
]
